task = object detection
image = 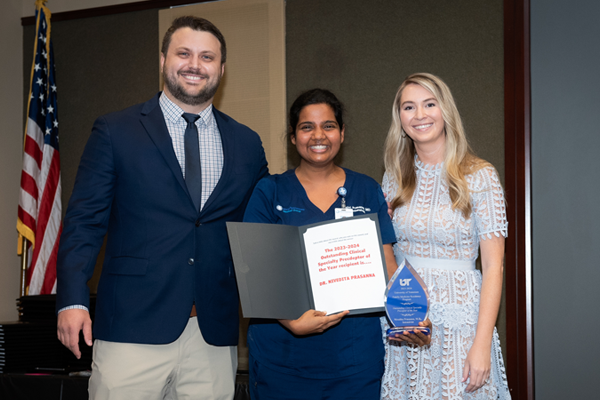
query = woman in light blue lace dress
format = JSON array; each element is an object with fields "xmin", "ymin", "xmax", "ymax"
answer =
[{"xmin": 380, "ymin": 73, "xmax": 511, "ymax": 400}]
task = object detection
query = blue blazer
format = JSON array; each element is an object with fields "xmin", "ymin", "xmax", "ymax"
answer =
[{"xmin": 56, "ymin": 93, "xmax": 268, "ymax": 346}]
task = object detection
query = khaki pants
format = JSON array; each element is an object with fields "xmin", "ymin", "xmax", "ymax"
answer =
[{"xmin": 89, "ymin": 317, "xmax": 237, "ymax": 400}]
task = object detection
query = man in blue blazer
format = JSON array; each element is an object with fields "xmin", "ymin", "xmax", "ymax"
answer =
[{"xmin": 56, "ymin": 16, "xmax": 268, "ymax": 399}]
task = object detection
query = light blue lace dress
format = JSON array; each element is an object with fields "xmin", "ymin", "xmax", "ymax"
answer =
[{"xmin": 380, "ymin": 160, "xmax": 511, "ymax": 400}]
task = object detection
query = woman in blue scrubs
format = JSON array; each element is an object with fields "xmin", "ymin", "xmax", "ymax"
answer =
[{"xmin": 243, "ymin": 89, "xmax": 430, "ymax": 399}]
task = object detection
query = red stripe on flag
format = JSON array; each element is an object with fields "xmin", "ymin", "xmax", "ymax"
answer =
[
  {"xmin": 41, "ymin": 224, "xmax": 61, "ymax": 294},
  {"xmin": 20, "ymin": 170, "xmax": 39, "ymax": 202},
  {"xmin": 26, "ymin": 151, "xmax": 61, "ymax": 287},
  {"xmin": 18, "ymin": 206, "xmax": 37, "ymax": 234},
  {"xmin": 24, "ymin": 134, "xmax": 43, "ymax": 169}
]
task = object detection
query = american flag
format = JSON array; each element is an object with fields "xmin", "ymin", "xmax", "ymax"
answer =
[{"xmin": 17, "ymin": 1, "xmax": 62, "ymax": 295}]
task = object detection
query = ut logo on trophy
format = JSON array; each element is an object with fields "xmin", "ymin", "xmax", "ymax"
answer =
[{"xmin": 399, "ymin": 278, "xmax": 412, "ymax": 286}]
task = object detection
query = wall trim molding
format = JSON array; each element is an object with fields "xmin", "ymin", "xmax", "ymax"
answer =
[
  {"xmin": 22, "ymin": 0, "xmax": 207, "ymax": 25},
  {"xmin": 504, "ymin": 0, "xmax": 534, "ymax": 399}
]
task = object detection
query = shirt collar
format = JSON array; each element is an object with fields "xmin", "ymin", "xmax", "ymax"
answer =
[{"xmin": 159, "ymin": 91, "xmax": 214, "ymax": 125}]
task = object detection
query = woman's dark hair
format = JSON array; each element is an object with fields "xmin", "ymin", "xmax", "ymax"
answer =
[{"xmin": 288, "ymin": 89, "xmax": 345, "ymax": 140}]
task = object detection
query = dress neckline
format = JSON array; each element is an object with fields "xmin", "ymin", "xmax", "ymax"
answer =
[{"xmin": 415, "ymin": 156, "xmax": 444, "ymax": 173}]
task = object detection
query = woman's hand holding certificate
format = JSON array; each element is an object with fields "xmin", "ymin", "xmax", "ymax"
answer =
[{"xmin": 278, "ymin": 309, "xmax": 350, "ymax": 336}]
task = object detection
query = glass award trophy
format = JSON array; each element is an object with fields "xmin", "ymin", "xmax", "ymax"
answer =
[{"xmin": 384, "ymin": 258, "xmax": 430, "ymax": 338}]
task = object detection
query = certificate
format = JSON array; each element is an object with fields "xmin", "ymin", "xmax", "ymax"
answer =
[{"xmin": 226, "ymin": 214, "xmax": 389, "ymax": 320}]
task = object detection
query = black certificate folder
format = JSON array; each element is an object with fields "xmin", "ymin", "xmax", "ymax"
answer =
[{"xmin": 227, "ymin": 213, "xmax": 388, "ymax": 320}]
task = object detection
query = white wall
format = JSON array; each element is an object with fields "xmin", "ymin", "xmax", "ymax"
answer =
[{"xmin": 0, "ymin": 0, "xmax": 25, "ymax": 321}]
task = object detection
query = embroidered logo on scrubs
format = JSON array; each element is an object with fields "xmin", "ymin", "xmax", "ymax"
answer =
[
  {"xmin": 276, "ymin": 205, "xmax": 304, "ymax": 213},
  {"xmin": 350, "ymin": 206, "xmax": 370, "ymax": 214}
]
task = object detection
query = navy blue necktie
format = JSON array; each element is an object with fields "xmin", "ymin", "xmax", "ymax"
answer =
[{"xmin": 182, "ymin": 113, "xmax": 202, "ymax": 211}]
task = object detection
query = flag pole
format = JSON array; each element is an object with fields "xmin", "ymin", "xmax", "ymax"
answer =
[{"xmin": 20, "ymin": 238, "xmax": 29, "ymax": 298}]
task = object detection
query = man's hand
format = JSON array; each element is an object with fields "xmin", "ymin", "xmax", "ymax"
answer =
[{"xmin": 57, "ymin": 309, "xmax": 93, "ymax": 359}]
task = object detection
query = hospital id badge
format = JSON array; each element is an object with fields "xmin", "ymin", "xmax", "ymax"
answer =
[{"xmin": 335, "ymin": 208, "xmax": 354, "ymax": 219}]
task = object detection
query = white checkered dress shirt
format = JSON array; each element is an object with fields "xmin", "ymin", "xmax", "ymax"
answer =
[
  {"xmin": 160, "ymin": 92, "xmax": 224, "ymax": 210},
  {"xmin": 58, "ymin": 95, "xmax": 224, "ymax": 314}
]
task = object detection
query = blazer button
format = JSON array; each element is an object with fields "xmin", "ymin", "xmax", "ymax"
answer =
[
  {"xmin": 195, "ymin": 219, "xmax": 201, "ymax": 227},
  {"xmin": 188, "ymin": 258, "xmax": 194, "ymax": 265}
]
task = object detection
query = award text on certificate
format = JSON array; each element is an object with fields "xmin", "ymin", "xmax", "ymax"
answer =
[{"xmin": 303, "ymin": 217, "xmax": 387, "ymax": 314}]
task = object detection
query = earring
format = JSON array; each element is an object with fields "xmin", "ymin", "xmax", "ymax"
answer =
[{"xmin": 401, "ymin": 131, "xmax": 407, "ymax": 138}]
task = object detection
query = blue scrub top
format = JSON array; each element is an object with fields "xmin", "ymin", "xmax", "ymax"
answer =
[{"xmin": 243, "ymin": 168, "xmax": 396, "ymax": 379}]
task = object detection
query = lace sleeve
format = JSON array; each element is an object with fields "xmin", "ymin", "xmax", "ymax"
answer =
[{"xmin": 470, "ymin": 165, "xmax": 508, "ymax": 240}]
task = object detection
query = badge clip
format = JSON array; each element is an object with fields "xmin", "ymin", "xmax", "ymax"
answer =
[{"xmin": 337, "ymin": 186, "xmax": 347, "ymax": 210}]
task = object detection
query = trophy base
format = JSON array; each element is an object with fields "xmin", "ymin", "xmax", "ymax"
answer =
[{"xmin": 387, "ymin": 326, "xmax": 431, "ymax": 338}]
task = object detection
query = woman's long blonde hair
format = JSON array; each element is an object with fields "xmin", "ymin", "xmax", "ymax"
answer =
[{"xmin": 383, "ymin": 73, "xmax": 488, "ymax": 217}]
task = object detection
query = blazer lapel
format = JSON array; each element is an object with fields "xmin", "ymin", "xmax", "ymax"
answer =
[{"xmin": 139, "ymin": 95, "xmax": 189, "ymax": 198}]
